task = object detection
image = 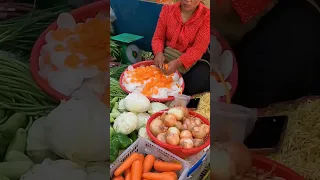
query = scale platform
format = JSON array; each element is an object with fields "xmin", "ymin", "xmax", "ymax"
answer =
[{"xmin": 111, "ymin": 33, "xmax": 144, "ymax": 64}]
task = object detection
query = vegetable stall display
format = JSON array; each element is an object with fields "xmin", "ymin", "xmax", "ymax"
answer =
[
  {"xmin": 111, "ymin": 153, "xmax": 182, "ymax": 180},
  {"xmin": 109, "ymin": 92, "xmax": 169, "ymax": 162}
]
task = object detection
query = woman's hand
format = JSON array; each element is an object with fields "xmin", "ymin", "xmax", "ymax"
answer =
[
  {"xmin": 163, "ymin": 59, "xmax": 182, "ymax": 75},
  {"xmin": 154, "ymin": 52, "xmax": 165, "ymax": 68}
]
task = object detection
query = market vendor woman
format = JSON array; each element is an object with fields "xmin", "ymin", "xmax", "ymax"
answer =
[{"xmin": 152, "ymin": 0, "xmax": 210, "ymax": 96}]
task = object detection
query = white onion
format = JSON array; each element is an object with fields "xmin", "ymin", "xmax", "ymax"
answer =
[
  {"xmin": 167, "ymin": 127, "xmax": 180, "ymax": 136},
  {"xmin": 180, "ymin": 130, "xmax": 192, "ymax": 139},
  {"xmin": 180, "ymin": 138, "xmax": 194, "ymax": 149},
  {"xmin": 167, "ymin": 107, "xmax": 184, "ymax": 120},
  {"xmin": 150, "ymin": 119, "xmax": 166, "ymax": 136}
]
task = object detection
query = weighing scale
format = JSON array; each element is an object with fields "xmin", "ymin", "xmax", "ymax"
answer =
[{"xmin": 111, "ymin": 33, "xmax": 144, "ymax": 64}]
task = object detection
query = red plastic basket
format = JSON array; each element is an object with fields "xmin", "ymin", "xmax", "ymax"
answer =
[
  {"xmin": 146, "ymin": 110, "xmax": 210, "ymax": 159},
  {"xmin": 252, "ymin": 154, "xmax": 304, "ymax": 180},
  {"xmin": 119, "ymin": 60, "xmax": 185, "ymax": 102},
  {"xmin": 30, "ymin": 1, "xmax": 108, "ymax": 101},
  {"xmin": 212, "ymin": 30, "xmax": 239, "ymax": 102}
]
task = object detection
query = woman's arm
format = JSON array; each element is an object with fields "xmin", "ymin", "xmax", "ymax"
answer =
[
  {"xmin": 179, "ymin": 13, "xmax": 210, "ymax": 69},
  {"xmin": 152, "ymin": 6, "xmax": 168, "ymax": 55}
]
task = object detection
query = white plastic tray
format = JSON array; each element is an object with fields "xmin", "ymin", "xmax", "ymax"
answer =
[{"xmin": 110, "ymin": 138, "xmax": 190, "ymax": 180}]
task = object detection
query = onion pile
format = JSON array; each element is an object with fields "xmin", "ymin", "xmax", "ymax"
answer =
[
  {"xmin": 211, "ymin": 142, "xmax": 288, "ymax": 180},
  {"xmin": 149, "ymin": 106, "xmax": 209, "ymax": 149}
]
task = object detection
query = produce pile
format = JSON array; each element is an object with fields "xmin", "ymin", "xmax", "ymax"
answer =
[
  {"xmin": 121, "ymin": 65, "xmax": 183, "ymax": 98},
  {"xmin": 210, "ymin": 142, "xmax": 288, "ymax": 180},
  {"xmin": 149, "ymin": 107, "xmax": 210, "ymax": 149},
  {"xmin": 110, "ymin": 92, "xmax": 169, "ymax": 162},
  {"xmin": 111, "ymin": 153, "xmax": 182, "ymax": 180},
  {"xmin": 38, "ymin": 12, "xmax": 108, "ymax": 97}
]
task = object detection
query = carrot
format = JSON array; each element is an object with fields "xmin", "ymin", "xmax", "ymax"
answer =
[
  {"xmin": 143, "ymin": 154, "xmax": 156, "ymax": 173},
  {"xmin": 112, "ymin": 176, "xmax": 124, "ymax": 180},
  {"xmin": 131, "ymin": 160, "xmax": 143, "ymax": 180},
  {"xmin": 114, "ymin": 153, "xmax": 140, "ymax": 176},
  {"xmin": 153, "ymin": 161, "xmax": 182, "ymax": 172},
  {"xmin": 124, "ymin": 168, "xmax": 131, "ymax": 180},
  {"xmin": 164, "ymin": 64, "xmax": 169, "ymax": 70},
  {"xmin": 142, "ymin": 172, "xmax": 175, "ymax": 180},
  {"xmin": 138, "ymin": 154, "xmax": 145, "ymax": 164},
  {"xmin": 162, "ymin": 172, "xmax": 178, "ymax": 180}
]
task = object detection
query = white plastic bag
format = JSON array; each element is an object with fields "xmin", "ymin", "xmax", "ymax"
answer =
[{"xmin": 210, "ymin": 102, "xmax": 258, "ymax": 143}]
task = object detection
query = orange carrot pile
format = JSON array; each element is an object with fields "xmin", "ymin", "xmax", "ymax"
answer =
[
  {"xmin": 123, "ymin": 65, "xmax": 181, "ymax": 97},
  {"xmin": 112, "ymin": 153, "xmax": 182, "ymax": 180}
]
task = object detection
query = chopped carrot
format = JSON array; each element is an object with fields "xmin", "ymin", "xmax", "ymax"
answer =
[
  {"xmin": 162, "ymin": 172, "xmax": 178, "ymax": 180},
  {"xmin": 114, "ymin": 153, "xmax": 140, "ymax": 176},
  {"xmin": 112, "ymin": 176, "xmax": 124, "ymax": 180},
  {"xmin": 142, "ymin": 172, "xmax": 175, "ymax": 180},
  {"xmin": 153, "ymin": 161, "xmax": 182, "ymax": 172},
  {"xmin": 164, "ymin": 64, "xmax": 169, "ymax": 70},
  {"xmin": 131, "ymin": 160, "xmax": 143, "ymax": 180},
  {"xmin": 123, "ymin": 65, "xmax": 180, "ymax": 97},
  {"xmin": 54, "ymin": 44, "xmax": 65, "ymax": 52},
  {"xmin": 143, "ymin": 154, "xmax": 155, "ymax": 173},
  {"xmin": 64, "ymin": 54, "xmax": 81, "ymax": 68}
]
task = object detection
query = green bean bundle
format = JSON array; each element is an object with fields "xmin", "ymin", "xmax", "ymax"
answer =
[
  {"xmin": 110, "ymin": 77, "xmax": 127, "ymax": 100},
  {"xmin": 0, "ymin": 5, "xmax": 72, "ymax": 60},
  {"xmin": 0, "ymin": 54, "xmax": 58, "ymax": 117}
]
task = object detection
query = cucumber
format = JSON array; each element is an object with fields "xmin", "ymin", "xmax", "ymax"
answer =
[
  {"xmin": 0, "ymin": 161, "xmax": 34, "ymax": 180},
  {"xmin": 0, "ymin": 113, "xmax": 27, "ymax": 138},
  {"xmin": 6, "ymin": 128, "xmax": 27, "ymax": 153},
  {"xmin": 5, "ymin": 150, "xmax": 33, "ymax": 162}
]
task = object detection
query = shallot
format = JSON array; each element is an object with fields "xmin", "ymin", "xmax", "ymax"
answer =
[
  {"xmin": 165, "ymin": 134, "xmax": 180, "ymax": 145},
  {"xmin": 191, "ymin": 125, "xmax": 208, "ymax": 139},
  {"xmin": 221, "ymin": 142, "xmax": 252, "ymax": 173},
  {"xmin": 163, "ymin": 114, "xmax": 177, "ymax": 127},
  {"xmin": 177, "ymin": 106, "xmax": 189, "ymax": 117},
  {"xmin": 150, "ymin": 118, "xmax": 166, "ymax": 136},
  {"xmin": 193, "ymin": 138, "xmax": 204, "ymax": 147},
  {"xmin": 184, "ymin": 118, "xmax": 197, "ymax": 131},
  {"xmin": 194, "ymin": 117, "xmax": 202, "ymax": 126},
  {"xmin": 156, "ymin": 133, "xmax": 166, "ymax": 143},
  {"xmin": 175, "ymin": 121, "xmax": 187, "ymax": 130},
  {"xmin": 160, "ymin": 112, "xmax": 167, "ymax": 121},
  {"xmin": 180, "ymin": 138, "xmax": 194, "ymax": 149},
  {"xmin": 180, "ymin": 130, "xmax": 193, "ymax": 139},
  {"xmin": 211, "ymin": 142, "xmax": 252, "ymax": 180},
  {"xmin": 211, "ymin": 145, "xmax": 236, "ymax": 180},
  {"xmin": 199, "ymin": 124, "xmax": 210, "ymax": 134},
  {"xmin": 167, "ymin": 107, "xmax": 184, "ymax": 120}
]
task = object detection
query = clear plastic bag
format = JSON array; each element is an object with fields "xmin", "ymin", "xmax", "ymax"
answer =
[
  {"xmin": 210, "ymin": 102, "xmax": 258, "ymax": 143},
  {"xmin": 168, "ymin": 94, "xmax": 191, "ymax": 108}
]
